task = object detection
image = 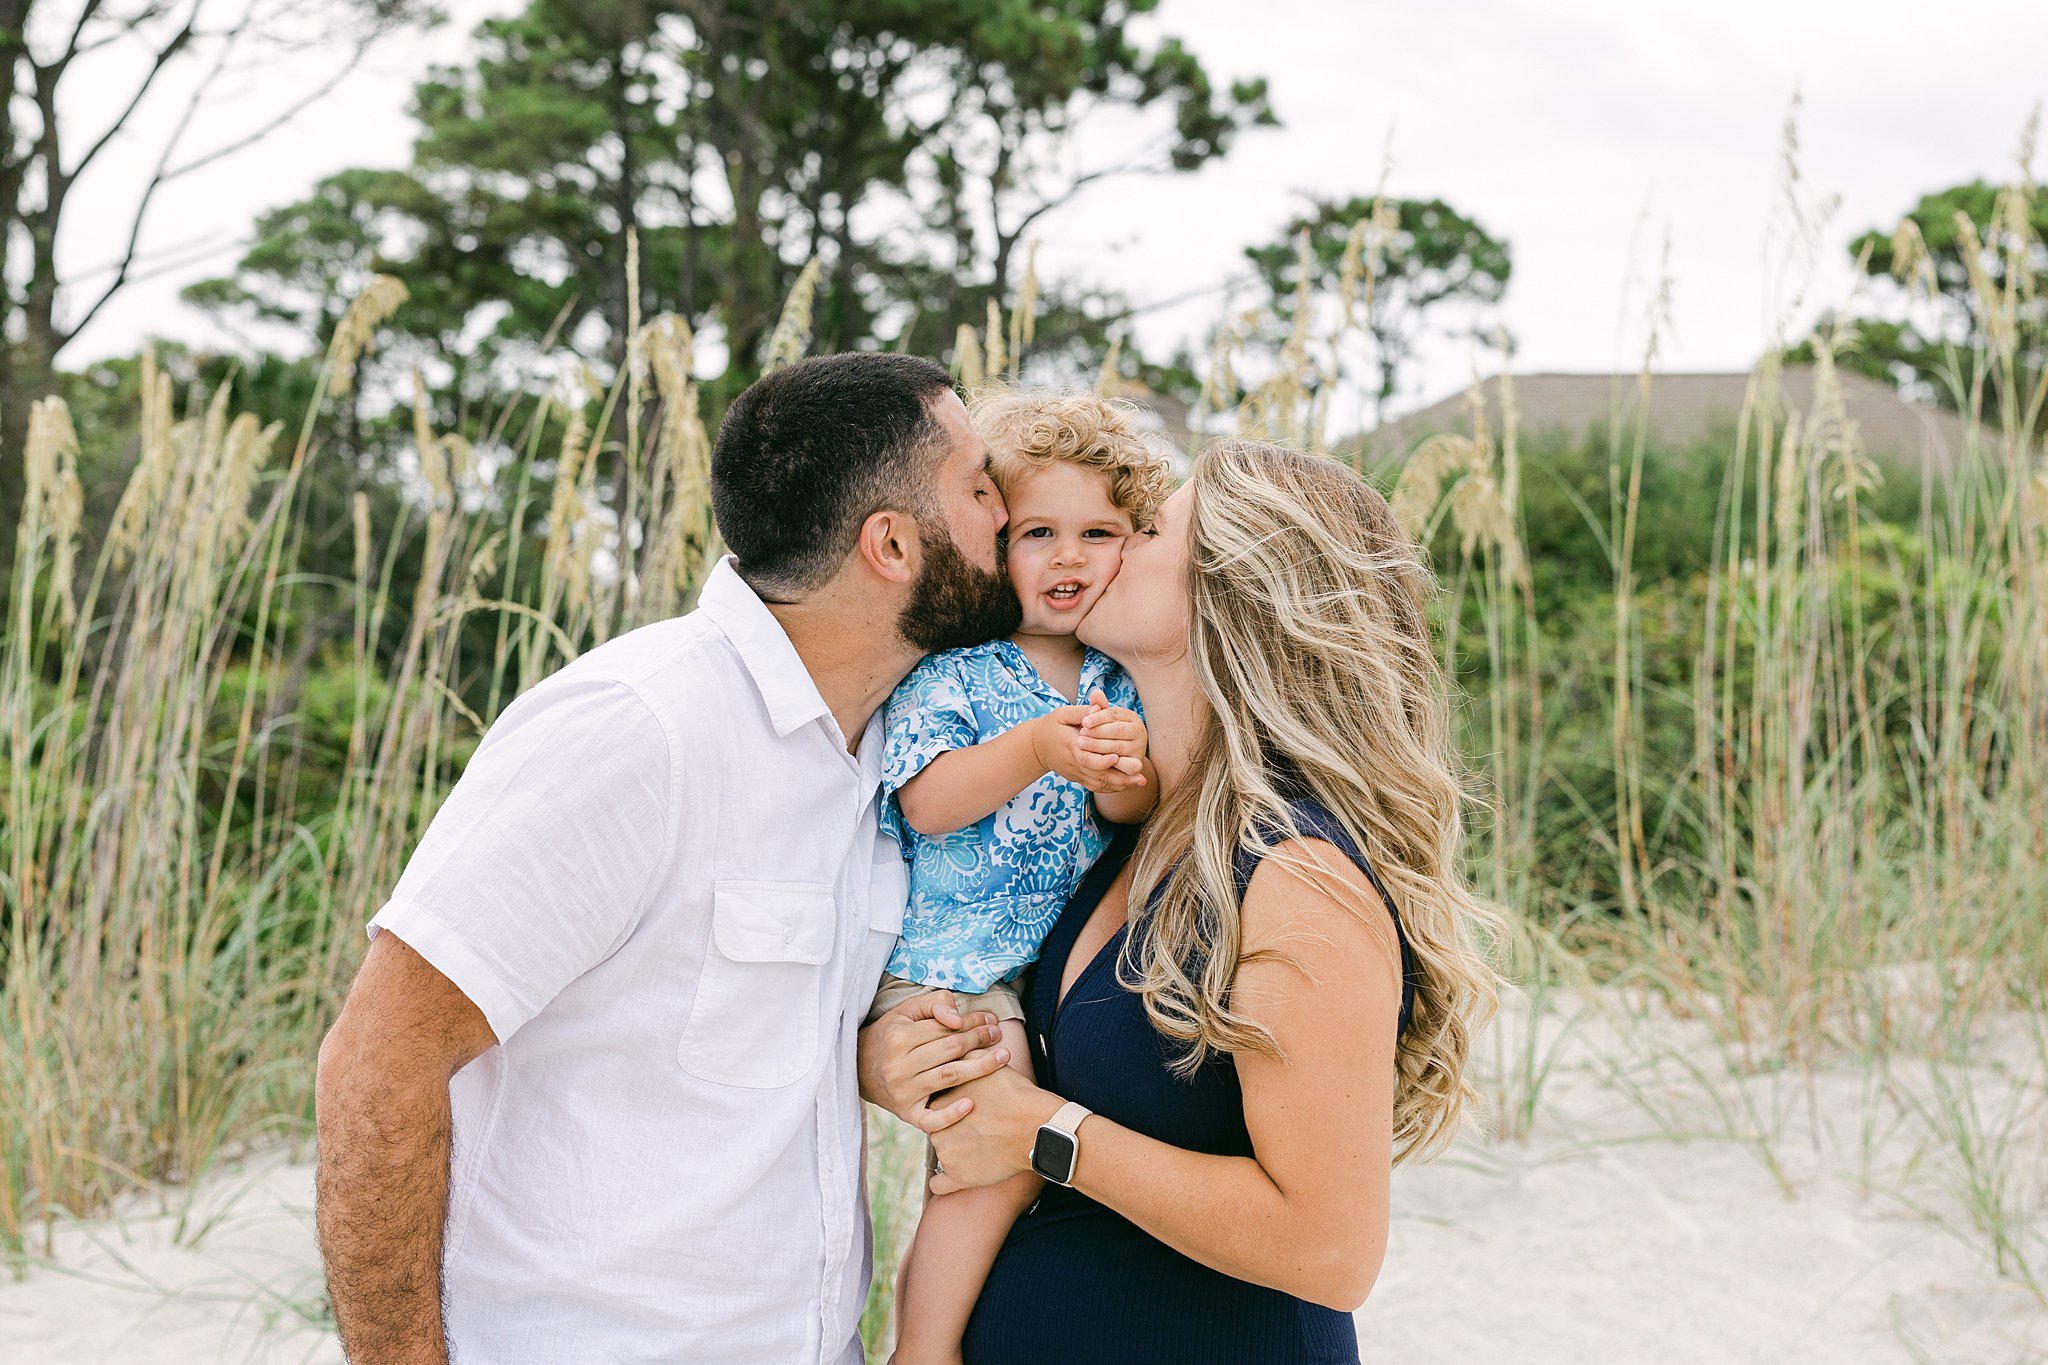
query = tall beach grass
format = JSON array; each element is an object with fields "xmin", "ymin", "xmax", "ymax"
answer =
[{"xmin": 0, "ymin": 121, "xmax": 2043, "ymax": 1361}]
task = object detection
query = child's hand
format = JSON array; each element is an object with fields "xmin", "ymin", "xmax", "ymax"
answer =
[
  {"xmin": 1077, "ymin": 688, "xmax": 1146, "ymax": 777},
  {"xmin": 1029, "ymin": 707, "xmax": 1146, "ymax": 794}
]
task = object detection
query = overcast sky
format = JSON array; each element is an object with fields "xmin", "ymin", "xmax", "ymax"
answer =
[{"xmin": 55, "ymin": 0, "xmax": 2048, "ymax": 425}]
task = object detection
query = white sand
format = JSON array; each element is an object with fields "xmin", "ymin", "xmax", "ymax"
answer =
[
  {"xmin": 1359, "ymin": 993, "xmax": 2048, "ymax": 1364},
  {"xmin": 4, "ymin": 1000, "xmax": 2042, "ymax": 1364},
  {"xmin": 0, "ymin": 1151, "xmax": 339, "ymax": 1365}
]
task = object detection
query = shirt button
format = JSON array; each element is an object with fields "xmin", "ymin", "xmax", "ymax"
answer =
[{"xmin": 782, "ymin": 927, "xmax": 795, "ymax": 944}]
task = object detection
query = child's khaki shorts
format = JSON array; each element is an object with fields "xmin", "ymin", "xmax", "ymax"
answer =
[{"xmin": 864, "ymin": 970, "xmax": 1026, "ymax": 1027}]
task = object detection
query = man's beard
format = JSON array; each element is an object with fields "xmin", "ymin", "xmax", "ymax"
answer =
[{"xmin": 897, "ymin": 521, "xmax": 1021, "ymax": 653}]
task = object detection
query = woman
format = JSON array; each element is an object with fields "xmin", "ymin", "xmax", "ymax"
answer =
[{"xmin": 861, "ymin": 439, "xmax": 1504, "ymax": 1363}]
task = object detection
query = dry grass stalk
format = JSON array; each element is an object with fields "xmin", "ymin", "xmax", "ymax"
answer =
[
  {"xmin": 764, "ymin": 257, "xmax": 824, "ymax": 372},
  {"xmin": 325, "ymin": 275, "xmax": 408, "ymax": 401},
  {"xmin": 1, "ymin": 137, "xmax": 2044, "ymax": 1317},
  {"xmin": 1010, "ymin": 240, "xmax": 1040, "ymax": 366},
  {"xmin": 953, "ymin": 323, "xmax": 985, "ymax": 393},
  {"xmin": 984, "ymin": 297, "xmax": 1007, "ymax": 383},
  {"xmin": 1096, "ymin": 334, "xmax": 1123, "ymax": 398},
  {"xmin": 18, "ymin": 397, "xmax": 83, "ymax": 630}
]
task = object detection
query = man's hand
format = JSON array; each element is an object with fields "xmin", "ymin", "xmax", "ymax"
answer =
[
  {"xmin": 1029, "ymin": 708, "xmax": 1145, "ymax": 794},
  {"xmin": 857, "ymin": 991, "xmax": 1010, "ymax": 1130},
  {"xmin": 316, "ymin": 932, "xmax": 496, "ymax": 1365}
]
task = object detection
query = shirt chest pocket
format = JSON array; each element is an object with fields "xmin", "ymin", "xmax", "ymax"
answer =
[{"xmin": 678, "ymin": 880, "xmax": 836, "ymax": 1088}]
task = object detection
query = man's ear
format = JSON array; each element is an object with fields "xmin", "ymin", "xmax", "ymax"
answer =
[{"xmin": 856, "ymin": 507, "xmax": 918, "ymax": 585}]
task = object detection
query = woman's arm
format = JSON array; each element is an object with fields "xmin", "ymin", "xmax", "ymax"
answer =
[{"xmin": 915, "ymin": 839, "xmax": 1407, "ymax": 1311}]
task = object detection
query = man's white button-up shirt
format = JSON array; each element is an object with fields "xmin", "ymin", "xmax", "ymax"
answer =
[{"xmin": 369, "ymin": 556, "xmax": 907, "ymax": 1364}]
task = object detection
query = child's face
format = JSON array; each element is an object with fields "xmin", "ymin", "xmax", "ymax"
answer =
[{"xmin": 1001, "ymin": 461, "xmax": 1135, "ymax": 639}]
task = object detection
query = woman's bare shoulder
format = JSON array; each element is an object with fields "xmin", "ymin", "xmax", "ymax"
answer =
[{"xmin": 1237, "ymin": 835, "xmax": 1402, "ymax": 989}]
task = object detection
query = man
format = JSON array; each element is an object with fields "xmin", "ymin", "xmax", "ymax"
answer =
[{"xmin": 315, "ymin": 353, "xmax": 1017, "ymax": 1364}]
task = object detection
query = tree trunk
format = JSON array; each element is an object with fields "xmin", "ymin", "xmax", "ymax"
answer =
[
  {"xmin": 606, "ymin": 42, "xmax": 640, "ymax": 366},
  {"xmin": 0, "ymin": 8, "xmax": 36, "ymax": 562},
  {"xmin": 680, "ymin": 146, "xmax": 699, "ymax": 323},
  {"xmin": 828, "ymin": 209, "xmax": 858, "ymax": 354},
  {"xmin": 720, "ymin": 145, "xmax": 777, "ymax": 391}
]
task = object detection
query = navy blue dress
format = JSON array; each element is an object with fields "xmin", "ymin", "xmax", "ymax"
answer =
[{"xmin": 961, "ymin": 798, "xmax": 1419, "ymax": 1365}]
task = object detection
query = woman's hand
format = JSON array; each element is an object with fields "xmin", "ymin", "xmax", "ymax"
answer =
[
  {"xmin": 925, "ymin": 1064, "xmax": 1064, "ymax": 1195},
  {"xmin": 857, "ymin": 991, "xmax": 1010, "ymax": 1129}
]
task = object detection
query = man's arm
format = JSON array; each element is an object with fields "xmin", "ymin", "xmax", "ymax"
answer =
[{"xmin": 315, "ymin": 932, "xmax": 497, "ymax": 1365}]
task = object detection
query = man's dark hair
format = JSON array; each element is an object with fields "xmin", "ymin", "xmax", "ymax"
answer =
[{"xmin": 711, "ymin": 353, "xmax": 959, "ymax": 596}]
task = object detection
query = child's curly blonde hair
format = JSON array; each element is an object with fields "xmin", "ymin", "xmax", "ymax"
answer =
[{"xmin": 968, "ymin": 387, "xmax": 1177, "ymax": 530}]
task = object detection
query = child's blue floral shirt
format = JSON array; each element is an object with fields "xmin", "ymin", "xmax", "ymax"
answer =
[{"xmin": 879, "ymin": 640, "xmax": 1140, "ymax": 994}]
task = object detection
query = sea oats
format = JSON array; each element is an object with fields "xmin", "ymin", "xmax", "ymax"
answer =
[
  {"xmin": 543, "ymin": 390, "xmax": 593, "ymax": 590},
  {"xmin": 1337, "ymin": 219, "xmax": 1367, "ymax": 330},
  {"xmin": 764, "ymin": 257, "xmax": 823, "ymax": 371},
  {"xmin": 465, "ymin": 530, "xmax": 504, "ymax": 592},
  {"xmin": 326, "ymin": 275, "xmax": 408, "ymax": 401},
  {"xmin": 984, "ymin": 297, "xmax": 1006, "ymax": 383},
  {"xmin": 414, "ymin": 370, "xmax": 451, "ymax": 508},
  {"xmin": 351, "ymin": 492, "xmax": 371, "ymax": 582},
  {"xmin": 108, "ymin": 352, "xmax": 177, "ymax": 567},
  {"xmin": 1954, "ymin": 213, "xmax": 2013, "ymax": 363},
  {"xmin": 953, "ymin": 323, "xmax": 984, "ymax": 393},
  {"xmin": 1096, "ymin": 334, "xmax": 1123, "ymax": 398},
  {"xmin": 20, "ymin": 397, "xmax": 82, "ymax": 629},
  {"xmin": 1014, "ymin": 240, "xmax": 1040, "ymax": 354},
  {"xmin": 1889, "ymin": 219, "xmax": 1938, "ymax": 302}
]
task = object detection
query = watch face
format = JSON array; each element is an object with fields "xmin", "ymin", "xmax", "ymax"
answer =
[{"xmin": 1031, "ymin": 1126, "xmax": 1078, "ymax": 1184}]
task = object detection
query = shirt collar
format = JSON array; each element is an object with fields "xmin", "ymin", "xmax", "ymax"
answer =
[
  {"xmin": 854, "ymin": 707, "xmax": 887, "ymax": 801},
  {"xmin": 698, "ymin": 556, "xmax": 834, "ymax": 739},
  {"xmin": 994, "ymin": 638, "xmax": 1117, "ymax": 705},
  {"xmin": 1077, "ymin": 647, "xmax": 1118, "ymax": 699}
]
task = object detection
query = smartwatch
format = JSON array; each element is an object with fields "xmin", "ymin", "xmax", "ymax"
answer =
[{"xmin": 1029, "ymin": 1101, "xmax": 1092, "ymax": 1186}]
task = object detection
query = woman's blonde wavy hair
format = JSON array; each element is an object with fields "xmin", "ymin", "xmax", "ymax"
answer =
[
  {"xmin": 968, "ymin": 386, "xmax": 1176, "ymax": 529},
  {"xmin": 1120, "ymin": 439, "xmax": 1506, "ymax": 1163}
]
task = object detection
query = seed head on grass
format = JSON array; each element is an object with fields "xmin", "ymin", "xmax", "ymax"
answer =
[
  {"xmin": 985, "ymin": 297, "xmax": 1007, "ymax": 383},
  {"xmin": 20, "ymin": 396, "xmax": 83, "ymax": 629},
  {"xmin": 108, "ymin": 351, "xmax": 178, "ymax": 568},
  {"xmin": 325, "ymin": 275, "xmax": 408, "ymax": 401},
  {"xmin": 763, "ymin": 257, "xmax": 823, "ymax": 371},
  {"xmin": 953, "ymin": 323, "xmax": 984, "ymax": 393},
  {"xmin": 1392, "ymin": 428, "xmax": 1523, "ymax": 583},
  {"xmin": 1013, "ymin": 240, "xmax": 1040, "ymax": 356},
  {"xmin": 1096, "ymin": 334, "xmax": 1123, "ymax": 399}
]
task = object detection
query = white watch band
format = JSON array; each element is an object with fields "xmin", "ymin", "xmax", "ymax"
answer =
[
  {"xmin": 1046, "ymin": 1100, "xmax": 1091, "ymax": 1138},
  {"xmin": 1032, "ymin": 1100, "xmax": 1093, "ymax": 1186}
]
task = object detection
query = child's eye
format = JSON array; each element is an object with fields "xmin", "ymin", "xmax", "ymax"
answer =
[
  {"xmin": 1083, "ymin": 529, "xmax": 1116, "ymax": 540},
  {"xmin": 1022, "ymin": 526, "xmax": 1052, "ymax": 538}
]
